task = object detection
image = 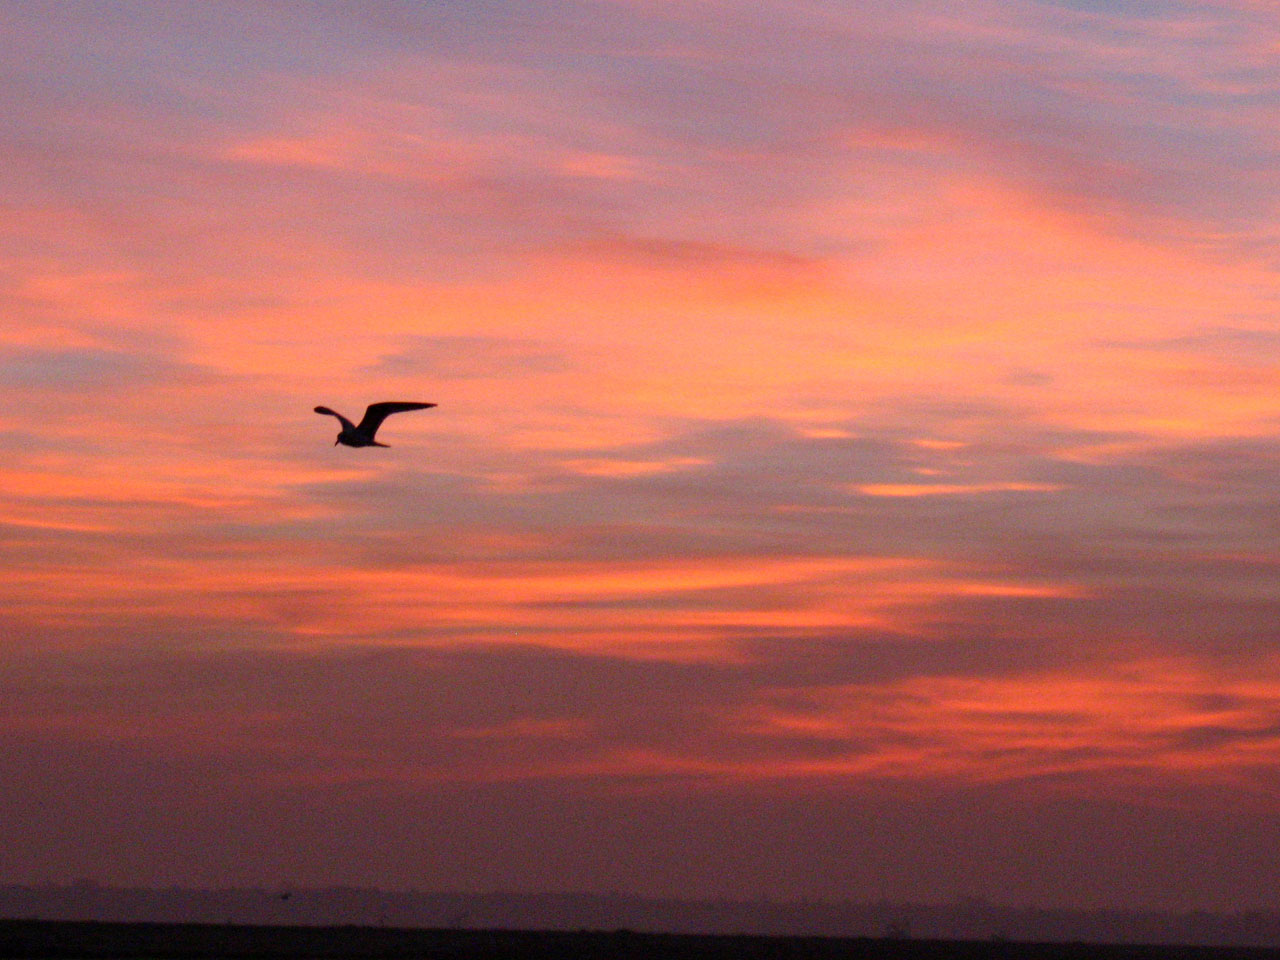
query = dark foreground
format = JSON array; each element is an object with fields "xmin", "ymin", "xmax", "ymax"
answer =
[{"xmin": 4, "ymin": 919, "xmax": 1280, "ymax": 960}]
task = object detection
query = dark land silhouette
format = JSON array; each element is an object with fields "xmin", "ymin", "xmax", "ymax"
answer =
[
  {"xmin": 5, "ymin": 884, "xmax": 1280, "ymax": 951},
  {"xmin": 6, "ymin": 918, "xmax": 1280, "ymax": 960}
]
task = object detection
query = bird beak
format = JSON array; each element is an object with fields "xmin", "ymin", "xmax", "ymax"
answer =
[{"xmin": 334, "ymin": 439, "xmax": 339, "ymax": 446}]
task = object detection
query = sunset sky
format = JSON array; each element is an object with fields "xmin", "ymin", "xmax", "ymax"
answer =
[{"xmin": 5, "ymin": 0, "xmax": 1280, "ymax": 910}]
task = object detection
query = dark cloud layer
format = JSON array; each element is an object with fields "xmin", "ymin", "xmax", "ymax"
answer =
[{"xmin": 5, "ymin": 640, "xmax": 1280, "ymax": 906}]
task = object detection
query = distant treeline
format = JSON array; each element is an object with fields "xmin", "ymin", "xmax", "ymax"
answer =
[{"xmin": 2, "ymin": 883, "xmax": 1280, "ymax": 949}]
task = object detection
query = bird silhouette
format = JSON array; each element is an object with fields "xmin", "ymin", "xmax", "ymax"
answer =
[{"xmin": 314, "ymin": 401, "xmax": 436, "ymax": 447}]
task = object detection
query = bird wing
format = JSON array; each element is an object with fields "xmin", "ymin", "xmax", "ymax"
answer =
[
  {"xmin": 314, "ymin": 406, "xmax": 357, "ymax": 433},
  {"xmin": 357, "ymin": 401, "xmax": 437, "ymax": 437}
]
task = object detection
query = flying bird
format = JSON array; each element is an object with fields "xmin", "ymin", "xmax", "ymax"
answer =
[{"xmin": 314, "ymin": 401, "xmax": 437, "ymax": 447}]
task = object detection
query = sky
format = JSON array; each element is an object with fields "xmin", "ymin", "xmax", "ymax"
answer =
[{"xmin": 3, "ymin": 0, "xmax": 1280, "ymax": 911}]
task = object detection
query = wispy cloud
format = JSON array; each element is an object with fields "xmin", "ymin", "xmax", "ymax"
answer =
[
  {"xmin": 0, "ymin": 345, "xmax": 217, "ymax": 392},
  {"xmin": 365, "ymin": 335, "xmax": 572, "ymax": 379}
]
